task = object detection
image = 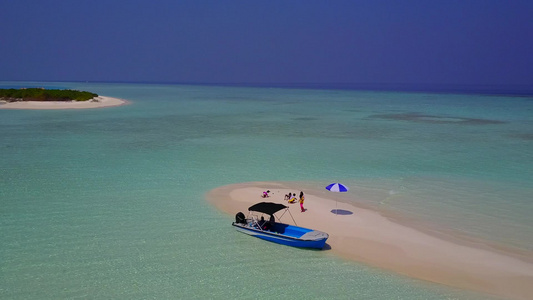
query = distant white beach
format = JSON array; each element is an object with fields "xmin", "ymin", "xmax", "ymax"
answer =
[{"xmin": 0, "ymin": 96, "xmax": 128, "ymax": 109}]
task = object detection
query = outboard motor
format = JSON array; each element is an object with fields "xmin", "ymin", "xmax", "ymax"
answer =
[{"xmin": 235, "ymin": 212, "xmax": 246, "ymax": 224}]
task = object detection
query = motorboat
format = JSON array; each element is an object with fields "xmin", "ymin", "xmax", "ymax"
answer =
[{"xmin": 232, "ymin": 202, "xmax": 329, "ymax": 249}]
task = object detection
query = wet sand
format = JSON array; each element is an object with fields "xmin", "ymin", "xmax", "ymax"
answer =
[{"xmin": 207, "ymin": 181, "xmax": 533, "ymax": 300}]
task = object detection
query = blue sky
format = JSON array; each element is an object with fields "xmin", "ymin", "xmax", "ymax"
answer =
[{"xmin": 1, "ymin": 0, "xmax": 532, "ymax": 86}]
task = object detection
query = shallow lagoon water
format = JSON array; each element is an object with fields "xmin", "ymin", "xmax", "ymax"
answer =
[{"xmin": 1, "ymin": 81, "xmax": 531, "ymax": 299}]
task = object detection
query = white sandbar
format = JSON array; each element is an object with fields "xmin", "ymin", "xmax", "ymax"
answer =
[
  {"xmin": 0, "ymin": 96, "xmax": 128, "ymax": 110},
  {"xmin": 207, "ymin": 181, "xmax": 533, "ymax": 300}
]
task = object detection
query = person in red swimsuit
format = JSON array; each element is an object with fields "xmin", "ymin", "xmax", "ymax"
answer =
[{"xmin": 299, "ymin": 192, "xmax": 305, "ymax": 212}]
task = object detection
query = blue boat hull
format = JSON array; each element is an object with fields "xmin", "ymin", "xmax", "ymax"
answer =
[{"xmin": 232, "ymin": 222, "xmax": 328, "ymax": 249}]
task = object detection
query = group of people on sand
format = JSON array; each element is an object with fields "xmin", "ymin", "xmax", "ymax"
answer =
[
  {"xmin": 261, "ymin": 190, "xmax": 306, "ymax": 212},
  {"xmin": 285, "ymin": 191, "xmax": 306, "ymax": 212},
  {"xmin": 260, "ymin": 189, "xmax": 306, "ymax": 212}
]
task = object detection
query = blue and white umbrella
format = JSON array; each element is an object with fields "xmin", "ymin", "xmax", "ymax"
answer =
[
  {"xmin": 325, "ymin": 183, "xmax": 349, "ymax": 193},
  {"xmin": 326, "ymin": 183, "xmax": 349, "ymax": 214}
]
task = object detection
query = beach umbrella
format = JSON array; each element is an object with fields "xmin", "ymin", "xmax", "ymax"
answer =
[
  {"xmin": 326, "ymin": 183, "xmax": 349, "ymax": 214},
  {"xmin": 325, "ymin": 183, "xmax": 349, "ymax": 193}
]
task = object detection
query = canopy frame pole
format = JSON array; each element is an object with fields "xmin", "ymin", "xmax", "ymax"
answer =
[
  {"xmin": 285, "ymin": 208, "xmax": 298, "ymax": 226},
  {"xmin": 247, "ymin": 214, "xmax": 265, "ymax": 232}
]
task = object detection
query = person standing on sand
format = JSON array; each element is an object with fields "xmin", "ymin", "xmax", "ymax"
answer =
[{"xmin": 299, "ymin": 192, "xmax": 305, "ymax": 212}]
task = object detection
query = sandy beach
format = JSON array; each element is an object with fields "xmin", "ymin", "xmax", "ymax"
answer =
[
  {"xmin": 207, "ymin": 181, "xmax": 533, "ymax": 300},
  {"xmin": 0, "ymin": 96, "xmax": 128, "ymax": 110}
]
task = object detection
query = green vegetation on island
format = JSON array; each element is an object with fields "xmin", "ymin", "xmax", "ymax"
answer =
[{"xmin": 0, "ymin": 88, "xmax": 98, "ymax": 102}]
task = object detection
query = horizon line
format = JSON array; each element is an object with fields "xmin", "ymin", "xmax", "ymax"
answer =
[{"xmin": 2, "ymin": 80, "xmax": 533, "ymax": 97}]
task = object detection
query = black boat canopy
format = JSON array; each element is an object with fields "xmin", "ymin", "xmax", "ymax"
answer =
[{"xmin": 248, "ymin": 202, "xmax": 288, "ymax": 215}]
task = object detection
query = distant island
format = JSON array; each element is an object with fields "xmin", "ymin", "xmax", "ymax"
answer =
[
  {"xmin": 0, "ymin": 88, "xmax": 98, "ymax": 102},
  {"xmin": 0, "ymin": 88, "xmax": 128, "ymax": 110}
]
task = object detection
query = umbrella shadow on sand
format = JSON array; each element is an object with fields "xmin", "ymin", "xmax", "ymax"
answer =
[{"xmin": 330, "ymin": 209, "xmax": 353, "ymax": 215}]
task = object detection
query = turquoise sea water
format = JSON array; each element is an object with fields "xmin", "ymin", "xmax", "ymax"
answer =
[{"xmin": 1, "ymin": 81, "xmax": 531, "ymax": 299}]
